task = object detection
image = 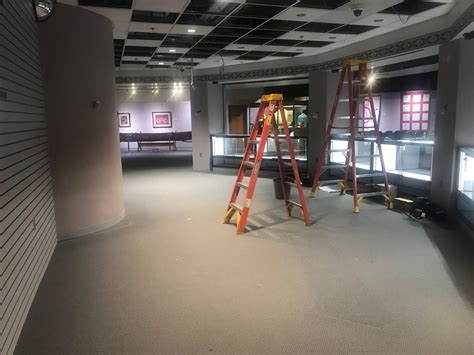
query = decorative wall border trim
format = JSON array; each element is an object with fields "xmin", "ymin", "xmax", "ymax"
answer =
[{"xmin": 117, "ymin": 5, "xmax": 473, "ymax": 85}]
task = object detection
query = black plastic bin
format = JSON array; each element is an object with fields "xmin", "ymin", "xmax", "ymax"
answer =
[{"xmin": 273, "ymin": 177, "xmax": 290, "ymax": 200}]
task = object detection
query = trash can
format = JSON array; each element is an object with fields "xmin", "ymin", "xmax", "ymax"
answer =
[{"xmin": 273, "ymin": 177, "xmax": 290, "ymax": 200}]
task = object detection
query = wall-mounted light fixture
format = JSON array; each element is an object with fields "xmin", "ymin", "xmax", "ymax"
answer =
[{"xmin": 34, "ymin": 0, "xmax": 56, "ymax": 22}]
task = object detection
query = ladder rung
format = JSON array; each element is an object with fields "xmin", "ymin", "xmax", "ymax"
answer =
[
  {"xmin": 339, "ymin": 98, "xmax": 358, "ymax": 102},
  {"xmin": 356, "ymin": 173, "xmax": 386, "ymax": 178},
  {"xmin": 229, "ymin": 202, "xmax": 243, "ymax": 212},
  {"xmin": 322, "ymin": 164, "xmax": 346, "ymax": 169},
  {"xmin": 344, "ymin": 80, "xmax": 361, "ymax": 84},
  {"xmin": 355, "ymin": 155, "xmax": 380, "ymax": 159},
  {"xmin": 357, "ymin": 191, "xmax": 386, "ymax": 198},
  {"xmin": 332, "ymin": 126, "xmax": 350, "ymax": 129},
  {"xmin": 285, "ymin": 180, "xmax": 301, "ymax": 188},
  {"xmin": 248, "ymin": 140, "xmax": 258, "ymax": 144},
  {"xmin": 318, "ymin": 179, "xmax": 343, "ymax": 185},
  {"xmin": 336, "ymin": 116, "xmax": 351, "ymax": 120},
  {"xmin": 242, "ymin": 161, "xmax": 254, "ymax": 168},
  {"xmin": 236, "ymin": 182, "xmax": 248, "ymax": 190},
  {"xmin": 283, "ymin": 162, "xmax": 293, "ymax": 168},
  {"xmin": 287, "ymin": 200, "xmax": 302, "ymax": 208}
]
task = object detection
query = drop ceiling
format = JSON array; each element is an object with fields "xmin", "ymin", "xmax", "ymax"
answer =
[{"xmin": 58, "ymin": 0, "xmax": 456, "ymax": 70}]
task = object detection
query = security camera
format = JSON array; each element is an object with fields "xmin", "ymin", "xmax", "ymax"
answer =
[{"xmin": 353, "ymin": 7, "xmax": 363, "ymax": 17}]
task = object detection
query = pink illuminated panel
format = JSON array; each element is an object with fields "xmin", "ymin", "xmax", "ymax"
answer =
[{"xmin": 400, "ymin": 92, "xmax": 430, "ymax": 131}]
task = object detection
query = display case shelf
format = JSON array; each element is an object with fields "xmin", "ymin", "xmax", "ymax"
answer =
[
  {"xmin": 211, "ymin": 134, "xmax": 308, "ymax": 173},
  {"xmin": 329, "ymin": 134, "xmax": 434, "ymax": 182}
]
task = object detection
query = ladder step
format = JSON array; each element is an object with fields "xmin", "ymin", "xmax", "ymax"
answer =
[
  {"xmin": 283, "ymin": 162, "xmax": 293, "ymax": 168},
  {"xmin": 357, "ymin": 191, "xmax": 386, "ymax": 198},
  {"xmin": 236, "ymin": 182, "xmax": 248, "ymax": 190},
  {"xmin": 285, "ymin": 179, "xmax": 301, "ymax": 188},
  {"xmin": 229, "ymin": 202, "xmax": 243, "ymax": 212},
  {"xmin": 356, "ymin": 173, "xmax": 386, "ymax": 178},
  {"xmin": 336, "ymin": 116, "xmax": 351, "ymax": 120},
  {"xmin": 322, "ymin": 164, "xmax": 346, "ymax": 169},
  {"xmin": 332, "ymin": 126, "xmax": 350, "ymax": 129},
  {"xmin": 344, "ymin": 80, "xmax": 361, "ymax": 85},
  {"xmin": 242, "ymin": 161, "xmax": 254, "ymax": 168},
  {"xmin": 287, "ymin": 200, "xmax": 302, "ymax": 208},
  {"xmin": 339, "ymin": 98, "xmax": 358, "ymax": 102},
  {"xmin": 248, "ymin": 140, "xmax": 258, "ymax": 144}
]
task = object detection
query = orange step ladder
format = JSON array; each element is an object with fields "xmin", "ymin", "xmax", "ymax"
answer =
[
  {"xmin": 224, "ymin": 94, "xmax": 311, "ymax": 234},
  {"xmin": 309, "ymin": 59, "xmax": 393, "ymax": 213}
]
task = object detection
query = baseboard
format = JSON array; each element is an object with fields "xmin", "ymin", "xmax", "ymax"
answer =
[{"xmin": 57, "ymin": 209, "xmax": 125, "ymax": 241}]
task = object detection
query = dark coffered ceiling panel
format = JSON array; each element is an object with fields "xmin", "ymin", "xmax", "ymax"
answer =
[{"xmin": 69, "ymin": 0, "xmax": 453, "ymax": 70}]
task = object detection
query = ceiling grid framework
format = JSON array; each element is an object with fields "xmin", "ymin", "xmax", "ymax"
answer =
[{"xmin": 59, "ymin": 0, "xmax": 457, "ymax": 70}]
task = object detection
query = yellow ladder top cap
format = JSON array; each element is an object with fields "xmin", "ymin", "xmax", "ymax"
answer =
[
  {"xmin": 344, "ymin": 58, "xmax": 367, "ymax": 66},
  {"xmin": 261, "ymin": 93, "xmax": 283, "ymax": 102}
]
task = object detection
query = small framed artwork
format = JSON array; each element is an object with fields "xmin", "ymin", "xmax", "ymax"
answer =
[
  {"xmin": 118, "ymin": 113, "xmax": 131, "ymax": 127},
  {"xmin": 152, "ymin": 111, "xmax": 172, "ymax": 128}
]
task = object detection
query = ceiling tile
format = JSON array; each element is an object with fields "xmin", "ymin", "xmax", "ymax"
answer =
[
  {"xmin": 269, "ymin": 51, "xmax": 300, "ymax": 57},
  {"xmin": 78, "ymin": 0, "xmax": 133, "ymax": 9},
  {"xmin": 134, "ymin": 0, "xmax": 188, "ymax": 13},
  {"xmin": 169, "ymin": 24, "xmax": 214, "ymax": 36},
  {"xmin": 184, "ymin": 0, "xmax": 241, "ymax": 15},
  {"xmin": 123, "ymin": 46, "xmax": 157, "ymax": 56},
  {"xmin": 297, "ymin": 22, "xmax": 341, "ymax": 33},
  {"xmin": 274, "ymin": 7, "xmax": 331, "ymax": 22},
  {"xmin": 312, "ymin": 32, "xmax": 354, "ymax": 42},
  {"xmin": 156, "ymin": 46, "xmax": 189, "ymax": 53},
  {"xmin": 131, "ymin": 10, "xmax": 179, "ymax": 23},
  {"xmin": 224, "ymin": 43, "xmax": 260, "ymax": 51},
  {"xmin": 128, "ymin": 22, "xmax": 173, "ymax": 33},
  {"xmin": 177, "ymin": 13, "xmax": 226, "ymax": 26},
  {"xmin": 161, "ymin": 34, "xmax": 203, "ymax": 48},
  {"xmin": 380, "ymin": 1, "xmax": 446, "ymax": 16},
  {"xmin": 201, "ymin": 35, "xmax": 236, "ymax": 45},
  {"xmin": 258, "ymin": 19, "xmax": 305, "ymax": 31},
  {"xmin": 113, "ymin": 21, "xmax": 130, "ymax": 39},
  {"xmin": 277, "ymin": 31, "xmax": 322, "ymax": 41},
  {"xmin": 245, "ymin": 0, "xmax": 297, "ymax": 5},
  {"xmin": 330, "ymin": 24, "xmax": 378, "ymax": 35},
  {"xmin": 122, "ymin": 56, "xmax": 151, "ymax": 62},
  {"xmin": 208, "ymin": 27, "xmax": 250, "ymax": 37},
  {"xmin": 81, "ymin": 7, "xmax": 131, "ymax": 22},
  {"xmin": 296, "ymin": 40, "xmax": 333, "ymax": 47},
  {"xmin": 125, "ymin": 39, "xmax": 162, "ymax": 47},
  {"xmin": 127, "ymin": 32, "xmax": 166, "ymax": 40},
  {"xmin": 219, "ymin": 16, "xmax": 266, "ymax": 28},
  {"xmin": 294, "ymin": 0, "xmax": 349, "ymax": 10},
  {"xmin": 266, "ymin": 38, "xmax": 301, "ymax": 46},
  {"xmin": 245, "ymin": 29, "xmax": 287, "ymax": 39},
  {"xmin": 218, "ymin": 50, "xmax": 249, "ymax": 57},
  {"xmin": 233, "ymin": 4, "xmax": 285, "ymax": 18},
  {"xmin": 235, "ymin": 37, "xmax": 269, "ymax": 45}
]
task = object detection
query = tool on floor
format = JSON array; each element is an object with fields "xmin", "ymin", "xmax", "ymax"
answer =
[
  {"xmin": 224, "ymin": 94, "xmax": 311, "ymax": 234},
  {"xmin": 309, "ymin": 59, "xmax": 393, "ymax": 213}
]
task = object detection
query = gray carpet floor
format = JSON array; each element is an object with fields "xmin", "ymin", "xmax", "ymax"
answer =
[{"xmin": 16, "ymin": 152, "xmax": 474, "ymax": 354}]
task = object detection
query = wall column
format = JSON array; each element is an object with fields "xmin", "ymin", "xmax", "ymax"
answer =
[
  {"xmin": 39, "ymin": 4, "xmax": 124, "ymax": 239},
  {"xmin": 431, "ymin": 38, "xmax": 474, "ymax": 217}
]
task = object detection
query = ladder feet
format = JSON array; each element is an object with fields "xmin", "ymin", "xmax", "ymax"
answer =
[
  {"xmin": 338, "ymin": 181, "xmax": 346, "ymax": 195},
  {"xmin": 224, "ymin": 207, "xmax": 235, "ymax": 224},
  {"xmin": 353, "ymin": 206, "xmax": 360, "ymax": 213}
]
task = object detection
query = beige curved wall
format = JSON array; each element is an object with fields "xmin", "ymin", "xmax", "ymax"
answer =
[{"xmin": 39, "ymin": 4, "xmax": 124, "ymax": 240}]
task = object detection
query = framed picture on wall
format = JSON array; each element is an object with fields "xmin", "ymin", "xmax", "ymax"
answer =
[
  {"xmin": 152, "ymin": 111, "xmax": 172, "ymax": 128},
  {"xmin": 118, "ymin": 113, "xmax": 131, "ymax": 127}
]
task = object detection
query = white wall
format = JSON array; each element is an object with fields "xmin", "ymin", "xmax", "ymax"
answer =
[{"xmin": 116, "ymin": 88, "xmax": 192, "ymax": 150}]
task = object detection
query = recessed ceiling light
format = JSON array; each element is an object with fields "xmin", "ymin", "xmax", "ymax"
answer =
[
  {"xmin": 169, "ymin": 49, "xmax": 176, "ymax": 52},
  {"xmin": 373, "ymin": 18, "xmax": 384, "ymax": 23},
  {"xmin": 158, "ymin": 62, "xmax": 164, "ymax": 65},
  {"xmin": 187, "ymin": 28, "xmax": 196, "ymax": 33},
  {"xmin": 296, "ymin": 13, "xmax": 306, "ymax": 17}
]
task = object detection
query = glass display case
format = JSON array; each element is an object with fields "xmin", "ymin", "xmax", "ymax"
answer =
[
  {"xmin": 211, "ymin": 134, "xmax": 308, "ymax": 173},
  {"xmin": 329, "ymin": 135, "xmax": 434, "ymax": 182},
  {"xmin": 457, "ymin": 147, "xmax": 474, "ymax": 228},
  {"xmin": 248, "ymin": 103, "xmax": 308, "ymax": 133}
]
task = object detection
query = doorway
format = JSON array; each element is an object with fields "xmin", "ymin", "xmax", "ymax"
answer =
[{"xmin": 228, "ymin": 105, "xmax": 248, "ymax": 134}]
